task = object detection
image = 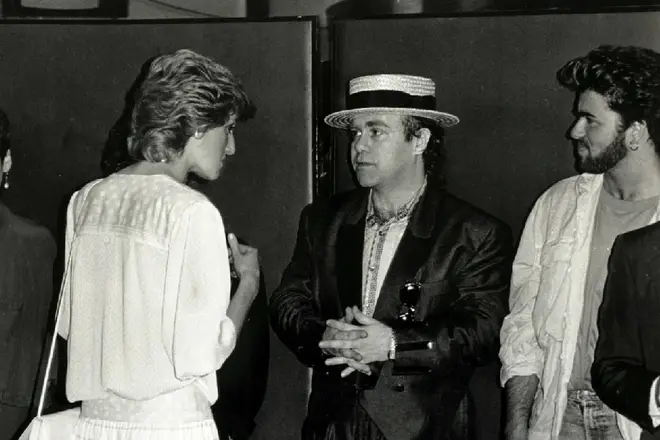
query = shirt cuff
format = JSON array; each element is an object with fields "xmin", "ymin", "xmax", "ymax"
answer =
[
  {"xmin": 649, "ymin": 376, "xmax": 660, "ymax": 427},
  {"xmin": 220, "ymin": 318, "xmax": 238, "ymax": 353},
  {"xmin": 500, "ymin": 362, "xmax": 542, "ymax": 387},
  {"xmin": 388, "ymin": 330, "xmax": 396, "ymax": 360}
]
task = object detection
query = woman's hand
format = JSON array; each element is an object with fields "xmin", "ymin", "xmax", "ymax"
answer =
[{"xmin": 227, "ymin": 233, "xmax": 260, "ymax": 281}]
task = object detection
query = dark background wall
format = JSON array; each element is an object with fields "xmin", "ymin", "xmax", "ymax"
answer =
[
  {"xmin": 330, "ymin": 10, "xmax": 660, "ymax": 439},
  {"xmin": 3, "ymin": 10, "xmax": 660, "ymax": 440},
  {"xmin": 331, "ymin": 10, "xmax": 660, "ymax": 239},
  {"xmin": 0, "ymin": 19, "xmax": 315, "ymax": 440}
]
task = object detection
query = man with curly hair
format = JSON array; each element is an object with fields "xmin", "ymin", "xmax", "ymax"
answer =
[{"xmin": 500, "ymin": 45, "xmax": 660, "ymax": 440}]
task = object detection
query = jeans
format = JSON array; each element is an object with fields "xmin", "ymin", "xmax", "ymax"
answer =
[{"xmin": 559, "ymin": 390, "xmax": 624, "ymax": 440}]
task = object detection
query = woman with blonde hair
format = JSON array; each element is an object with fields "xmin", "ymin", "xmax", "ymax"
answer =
[{"xmin": 58, "ymin": 49, "xmax": 259, "ymax": 439}]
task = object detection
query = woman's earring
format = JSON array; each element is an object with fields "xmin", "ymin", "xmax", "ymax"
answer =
[
  {"xmin": 2, "ymin": 171, "xmax": 9, "ymax": 189},
  {"xmin": 194, "ymin": 130, "xmax": 203, "ymax": 139}
]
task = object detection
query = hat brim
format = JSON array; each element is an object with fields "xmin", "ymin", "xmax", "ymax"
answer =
[{"xmin": 323, "ymin": 107, "xmax": 459, "ymax": 129}]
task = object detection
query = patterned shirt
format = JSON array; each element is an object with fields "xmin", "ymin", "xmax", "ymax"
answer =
[{"xmin": 361, "ymin": 179, "xmax": 427, "ymax": 317}]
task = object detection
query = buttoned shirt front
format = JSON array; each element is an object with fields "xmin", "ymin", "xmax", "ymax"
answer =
[{"xmin": 361, "ymin": 179, "xmax": 427, "ymax": 317}]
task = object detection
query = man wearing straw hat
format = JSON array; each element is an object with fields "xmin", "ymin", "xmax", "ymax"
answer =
[{"xmin": 270, "ymin": 74, "xmax": 513, "ymax": 439}]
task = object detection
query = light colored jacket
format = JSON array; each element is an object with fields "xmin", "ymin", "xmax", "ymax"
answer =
[{"xmin": 499, "ymin": 173, "xmax": 660, "ymax": 440}]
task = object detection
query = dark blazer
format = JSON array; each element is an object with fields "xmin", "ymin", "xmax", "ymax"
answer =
[
  {"xmin": 270, "ymin": 184, "xmax": 513, "ymax": 440},
  {"xmin": 0, "ymin": 202, "xmax": 56, "ymax": 409},
  {"xmin": 592, "ymin": 222, "xmax": 660, "ymax": 439}
]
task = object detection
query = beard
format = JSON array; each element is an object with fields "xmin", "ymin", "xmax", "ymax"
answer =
[{"xmin": 577, "ymin": 131, "xmax": 627, "ymax": 174}]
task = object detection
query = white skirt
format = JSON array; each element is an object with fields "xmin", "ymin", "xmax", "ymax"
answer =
[
  {"xmin": 74, "ymin": 385, "xmax": 218, "ymax": 440},
  {"xmin": 74, "ymin": 418, "xmax": 219, "ymax": 440}
]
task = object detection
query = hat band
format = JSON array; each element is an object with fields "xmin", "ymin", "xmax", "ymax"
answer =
[{"xmin": 347, "ymin": 90, "xmax": 436, "ymax": 111}]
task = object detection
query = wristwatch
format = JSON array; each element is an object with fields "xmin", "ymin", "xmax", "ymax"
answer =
[{"xmin": 388, "ymin": 331, "xmax": 397, "ymax": 360}]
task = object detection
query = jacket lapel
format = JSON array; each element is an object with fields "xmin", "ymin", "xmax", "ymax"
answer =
[
  {"xmin": 373, "ymin": 186, "xmax": 443, "ymax": 321},
  {"xmin": 334, "ymin": 191, "xmax": 368, "ymax": 312}
]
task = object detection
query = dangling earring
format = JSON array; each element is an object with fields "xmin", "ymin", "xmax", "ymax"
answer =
[{"xmin": 2, "ymin": 171, "xmax": 9, "ymax": 190}]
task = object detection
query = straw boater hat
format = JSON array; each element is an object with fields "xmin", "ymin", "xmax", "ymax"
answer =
[{"xmin": 324, "ymin": 74, "xmax": 459, "ymax": 129}]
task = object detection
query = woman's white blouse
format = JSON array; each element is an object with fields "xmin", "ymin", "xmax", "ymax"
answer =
[{"xmin": 57, "ymin": 174, "xmax": 236, "ymax": 404}]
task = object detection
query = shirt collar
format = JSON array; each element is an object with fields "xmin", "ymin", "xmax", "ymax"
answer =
[{"xmin": 366, "ymin": 177, "xmax": 427, "ymax": 228}]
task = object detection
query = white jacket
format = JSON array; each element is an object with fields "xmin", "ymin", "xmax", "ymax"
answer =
[{"xmin": 499, "ymin": 173, "xmax": 660, "ymax": 440}]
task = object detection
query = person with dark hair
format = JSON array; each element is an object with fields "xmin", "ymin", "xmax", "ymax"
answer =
[
  {"xmin": 56, "ymin": 49, "xmax": 260, "ymax": 439},
  {"xmin": 500, "ymin": 45, "xmax": 660, "ymax": 440},
  {"xmin": 270, "ymin": 73, "xmax": 513, "ymax": 440},
  {"xmin": 0, "ymin": 108, "xmax": 56, "ymax": 440},
  {"xmin": 401, "ymin": 114, "xmax": 447, "ymax": 185}
]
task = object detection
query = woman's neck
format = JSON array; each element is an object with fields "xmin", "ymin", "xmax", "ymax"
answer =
[{"xmin": 118, "ymin": 161, "xmax": 188, "ymax": 184}]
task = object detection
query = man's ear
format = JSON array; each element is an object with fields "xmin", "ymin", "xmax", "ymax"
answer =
[
  {"xmin": 628, "ymin": 120, "xmax": 649, "ymax": 147},
  {"xmin": 413, "ymin": 128, "xmax": 431, "ymax": 156},
  {"xmin": 2, "ymin": 149, "xmax": 11, "ymax": 173}
]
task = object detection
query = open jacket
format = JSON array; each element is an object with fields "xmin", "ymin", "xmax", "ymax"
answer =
[
  {"xmin": 592, "ymin": 222, "xmax": 660, "ymax": 440},
  {"xmin": 499, "ymin": 173, "xmax": 660, "ymax": 440},
  {"xmin": 270, "ymin": 184, "xmax": 513, "ymax": 440}
]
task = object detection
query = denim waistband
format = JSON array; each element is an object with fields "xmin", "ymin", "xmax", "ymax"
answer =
[{"xmin": 566, "ymin": 389, "xmax": 608, "ymax": 405}]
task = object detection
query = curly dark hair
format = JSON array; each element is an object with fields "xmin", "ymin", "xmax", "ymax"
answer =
[
  {"xmin": 0, "ymin": 108, "xmax": 10, "ymax": 159},
  {"xmin": 129, "ymin": 49, "xmax": 255, "ymax": 163},
  {"xmin": 557, "ymin": 45, "xmax": 660, "ymax": 150},
  {"xmin": 402, "ymin": 115, "xmax": 446, "ymax": 186}
]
